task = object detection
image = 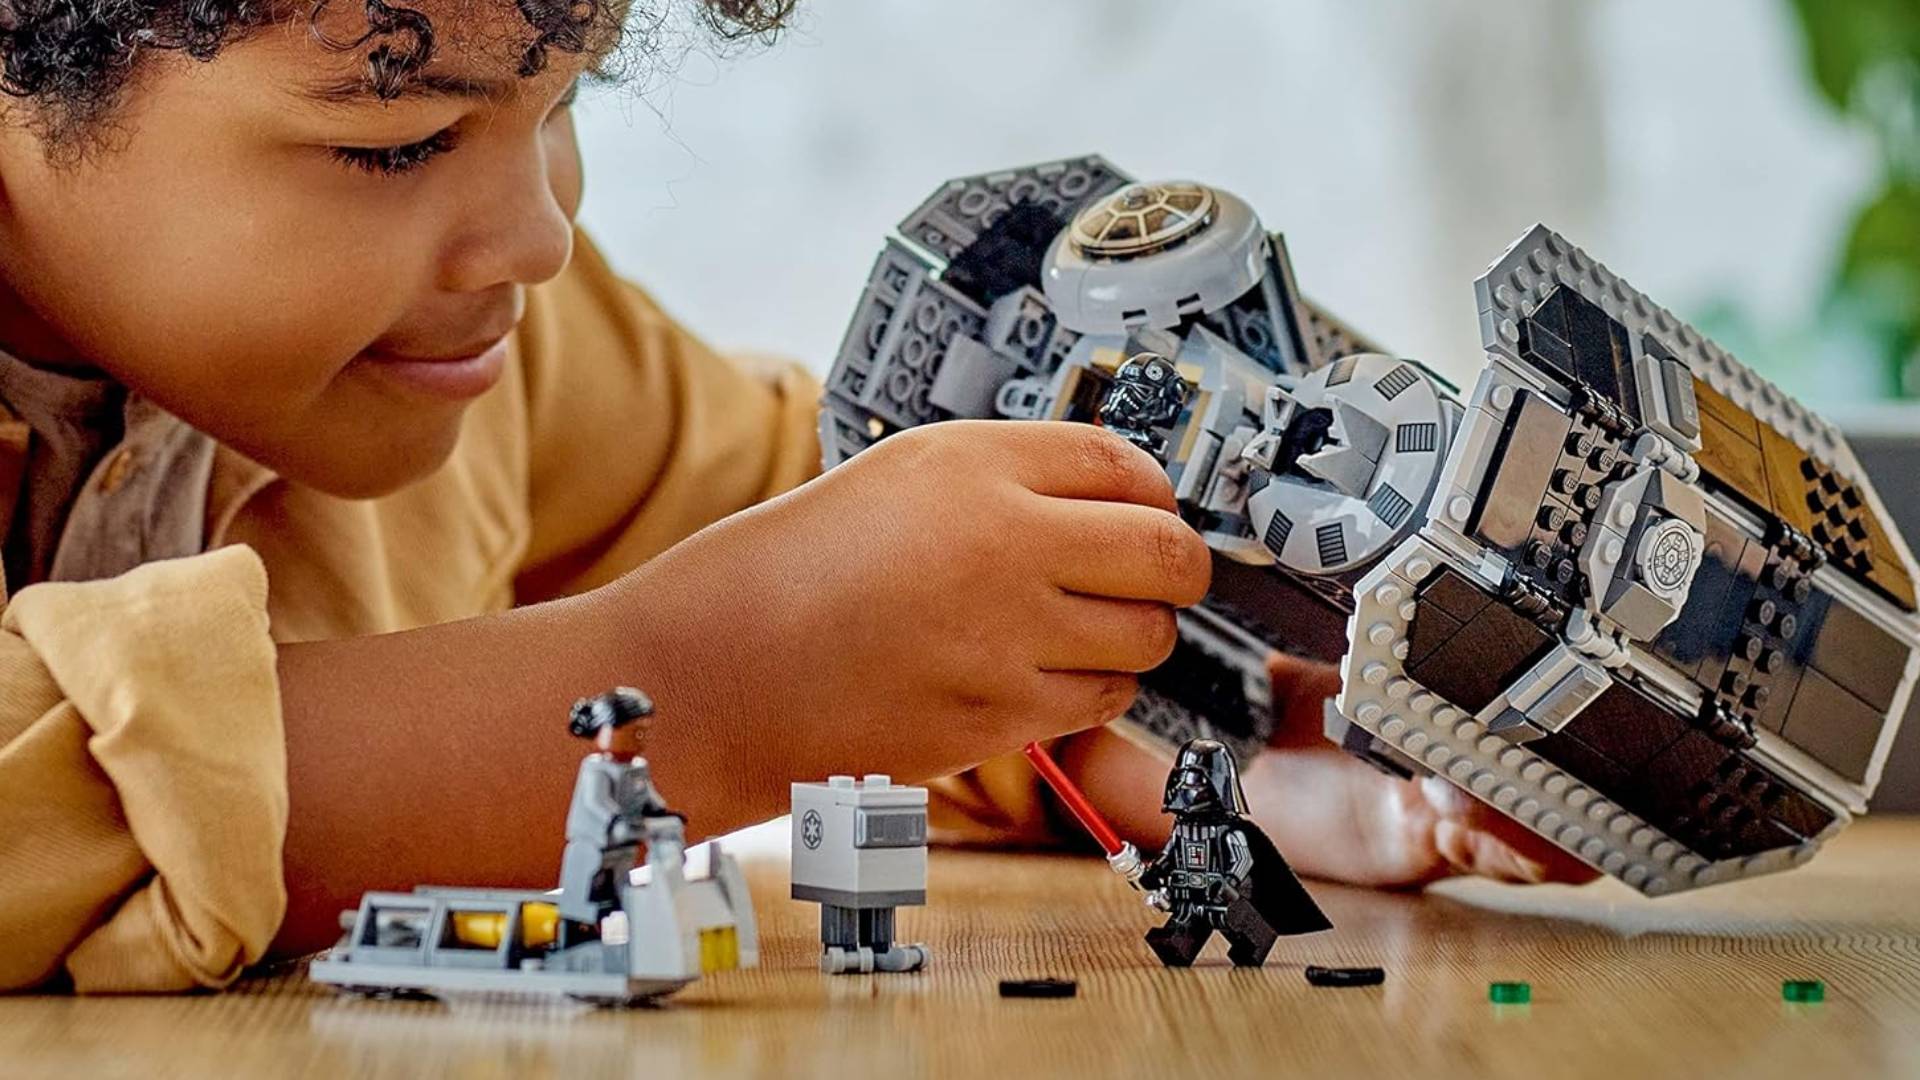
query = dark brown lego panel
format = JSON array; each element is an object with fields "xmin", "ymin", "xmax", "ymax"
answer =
[
  {"xmin": 1404, "ymin": 584, "xmax": 1556, "ymax": 714},
  {"xmin": 1557, "ymin": 682, "xmax": 1691, "ymax": 771},
  {"xmin": 1778, "ymin": 668, "xmax": 1884, "ymax": 784},
  {"xmin": 1529, "ymin": 675, "xmax": 1836, "ymax": 862},
  {"xmin": 1804, "ymin": 597, "xmax": 1909, "ymax": 713}
]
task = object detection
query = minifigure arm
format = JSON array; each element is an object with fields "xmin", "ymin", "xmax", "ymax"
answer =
[
  {"xmin": 1220, "ymin": 829, "xmax": 1254, "ymax": 899},
  {"xmin": 1138, "ymin": 833, "xmax": 1180, "ymax": 890}
]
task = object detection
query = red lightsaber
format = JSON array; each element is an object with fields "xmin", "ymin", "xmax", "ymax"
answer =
[{"xmin": 1022, "ymin": 741, "xmax": 1145, "ymax": 885}]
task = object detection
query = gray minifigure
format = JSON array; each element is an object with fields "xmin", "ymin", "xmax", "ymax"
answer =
[
  {"xmin": 556, "ymin": 687, "xmax": 675, "ymax": 926},
  {"xmin": 1098, "ymin": 351, "xmax": 1190, "ymax": 458}
]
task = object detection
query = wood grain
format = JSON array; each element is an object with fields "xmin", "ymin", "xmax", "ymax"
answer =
[{"xmin": 7, "ymin": 818, "xmax": 1920, "ymax": 1078}]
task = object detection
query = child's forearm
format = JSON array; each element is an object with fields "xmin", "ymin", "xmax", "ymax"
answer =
[{"xmin": 272, "ymin": 580, "xmax": 786, "ymax": 956}]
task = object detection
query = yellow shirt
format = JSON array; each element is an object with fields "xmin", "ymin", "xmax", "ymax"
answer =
[{"xmin": 0, "ymin": 230, "xmax": 1052, "ymax": 993}]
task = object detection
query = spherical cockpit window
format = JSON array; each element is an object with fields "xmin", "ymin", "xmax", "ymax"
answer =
[{"xmin": 1069, "ymin": 181, "xmax": 1216, "ymax": 259}]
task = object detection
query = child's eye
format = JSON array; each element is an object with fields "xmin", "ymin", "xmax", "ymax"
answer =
[{"xmin": 328, "ymin": 128, "xmax": 460, "ymax": 177}]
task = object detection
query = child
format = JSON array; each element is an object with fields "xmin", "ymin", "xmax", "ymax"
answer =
[{"xmin": 0, "ymin": 0, "xmax": 1587, "ymax": 993}]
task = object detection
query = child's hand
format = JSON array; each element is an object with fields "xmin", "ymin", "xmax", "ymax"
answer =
[{"xmin": 616, "ymin": 420, "xmax": 1211, "ymax": 810}]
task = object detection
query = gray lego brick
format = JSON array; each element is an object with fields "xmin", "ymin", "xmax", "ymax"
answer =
[
  {"xmin": 896, "ymin": 156, "xmax": 1130, "ymax": 262},
  {"xmin": 308, "ymin": 954, "xmax": 693, "ymax": 1003},
  {"xmin": 789, "ymin": 885, "xmax": 927, "ymax": 909}
]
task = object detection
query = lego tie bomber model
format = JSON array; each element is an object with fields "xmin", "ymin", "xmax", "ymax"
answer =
[{"xmin": 817, "ymin": 155, "xmax": 1920, "ymax": 898}]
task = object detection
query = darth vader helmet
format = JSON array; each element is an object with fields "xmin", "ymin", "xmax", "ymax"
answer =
[{"xmin": 1161, "ymin": 738, "xmax": 1249, "ymax": 816}]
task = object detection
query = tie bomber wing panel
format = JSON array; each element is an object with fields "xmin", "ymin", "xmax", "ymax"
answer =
[
  {"xmin": 1339, "ymin": 225, "xmax": 1920, "ymax": 896},
  {"xmin": 817, "ymin": 158, "xmax": 1920, "ymax": 896}
]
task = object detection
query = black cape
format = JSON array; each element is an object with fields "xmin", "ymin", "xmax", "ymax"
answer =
[{"xmin": 1235, "ymin": 818, "xmax": 1332, "ymax": 936}]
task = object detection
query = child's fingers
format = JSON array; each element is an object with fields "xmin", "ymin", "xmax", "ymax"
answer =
[
  {"xmin": 1034, "ymin": 497, "xmax": 1211, "ymax": 606},
  {"xmin": 989, "ymin": 421, "xmax": 1179, "ymax": 511},
  {"xmin": 1026, "ymin": 669, "xmax": 1143, "ymax": 738},
  {"xmin": 1035, "ymin": 594, "xmax": 1180, "ymax": 673}
]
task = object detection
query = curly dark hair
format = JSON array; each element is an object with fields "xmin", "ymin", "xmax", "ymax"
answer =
[{"xmin": 0, "ymin": 0, "xmax": 792, "ymax": 155}]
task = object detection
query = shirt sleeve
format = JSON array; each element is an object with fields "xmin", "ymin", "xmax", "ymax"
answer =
[
  {"xmin": 511, "ymin": 229, "xmax": 824, "ymax": 602},
  {"xmin": 0, "ymin": 545, "xmax": 286, "ymax": 993}
]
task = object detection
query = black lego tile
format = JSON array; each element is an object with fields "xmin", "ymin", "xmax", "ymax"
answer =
[
  {"xmin": 1804, "ymin": 589, "xmax": 1909, "ymax": 712},
  {"xmin": 1529, "ymin": 732, "xmax": 1631, "ymax": 793},
  {"xmin": 1404, "ymin": 603, "xmax": 1462, "ymax": 671}
]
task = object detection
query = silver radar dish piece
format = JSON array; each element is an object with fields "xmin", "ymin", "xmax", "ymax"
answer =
[
  {"xmin": 1043, "ymin": 181, "xmax": 1269, "ymax": 337},
  {"xmin": 1241, "ymin": 353, "xmax": 1453, "ymax": 578}
]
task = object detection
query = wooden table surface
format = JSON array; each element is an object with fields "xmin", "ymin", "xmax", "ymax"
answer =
[{"xmin": 8, "ymin": 817, "xmax": 1920, "ymax": 1079}]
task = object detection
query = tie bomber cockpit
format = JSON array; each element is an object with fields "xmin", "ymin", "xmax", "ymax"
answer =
[{"xmin": 817, "ymin": 156, "xmax": 1920, "ymax": 898}]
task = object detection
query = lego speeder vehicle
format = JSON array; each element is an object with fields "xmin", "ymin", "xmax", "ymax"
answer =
[
  {"xmin": 309, "ymin": 690, "xmax": 758, "ymax": 1005},
  {"xmin": 817, "ymin": 156, "xmax": 1920, "ymax": 897}
]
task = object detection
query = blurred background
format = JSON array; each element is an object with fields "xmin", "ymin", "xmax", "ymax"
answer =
[{"xmin": 571, "ymin": 0, "xmax": 1920, "ymax": 807}]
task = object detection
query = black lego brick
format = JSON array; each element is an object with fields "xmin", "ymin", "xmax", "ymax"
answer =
[
  {"xmin": 1405, "ymin": 599, "xmax": 1556, "ymax": 713},
  {"xmin": 1416, "ymin": 566, "xmax": 1494, "ymax": 624},
  {"xmin": 941, "ymin": 201, "xmax": 1071, "ymax": 307},
  {"xmin": 1778, "ymin": 668, "xmax": 1883, "ymax": 784},
  {"xmin": 1803, "ymin": 590, "xmax": 1908, "ymax": 712},
  {"xmin": 1740, "ymin": 556, "xmax": 1824, "ymax": 736},
  {"xmin": 1471, "ymin": 390, "xmax": 1573, "ymax": 553},
  {"xmin": 1557, "ymin": 681, "xmax": 1691, "ymax": 772}
]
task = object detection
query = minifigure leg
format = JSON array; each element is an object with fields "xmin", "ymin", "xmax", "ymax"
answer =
[
  {"xmin": 1221, "ymin": 898, "xmax": 1278, "ymax": 967},
  {"xmin": 856, "ymin": 908, "xmax": 895, "ymax": 952},
  {"xmin": 557, "ymin": 841, "xmax": 635, "ymax": 925},
  {"xmin": 556, "ymin": 840, "xmax": 606, "ymax": 924},
  {"xmin": 1145, "ymin": 912, "xmax": 1211, "ymax": 967},
  {"xmin": 819, "ymin": 904, "xmax": 861, "ymax": 949}
]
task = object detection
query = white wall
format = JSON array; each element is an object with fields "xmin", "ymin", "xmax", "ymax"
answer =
[{"xmin": 573, "ymin": 0, "xmax": 1870, "ymax": 392}]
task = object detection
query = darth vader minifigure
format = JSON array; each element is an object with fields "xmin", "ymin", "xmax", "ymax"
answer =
[{"xmin": 1139, "ymin": 738, "xmax": 1331, "ymax": 966}]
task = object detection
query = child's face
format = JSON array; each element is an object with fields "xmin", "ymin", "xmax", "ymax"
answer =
[{"xmin": 0, "ymin": 4, "xmax": 591, "ymax": 497}]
